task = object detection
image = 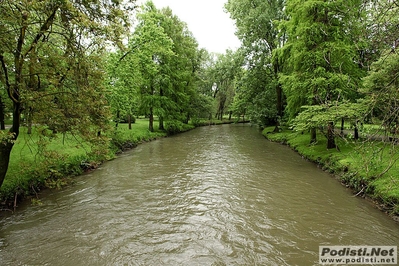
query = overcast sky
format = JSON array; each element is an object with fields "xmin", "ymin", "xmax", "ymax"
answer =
[{"xmin": 136, "ymin": 0, "xmax": 241, "ymax": 54}]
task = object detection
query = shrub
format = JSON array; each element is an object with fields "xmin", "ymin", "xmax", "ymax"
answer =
[{"xmin": 165, "ymin": 120, "xmax": 184, "ymax": 135}]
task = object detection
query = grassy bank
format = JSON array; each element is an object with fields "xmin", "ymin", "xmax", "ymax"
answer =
[
  {"xmin": 262, "ymin": 126, "xmax": 399, "ymax": 217},
  {"xmin": 1, "ymin": 119, "xmax": 197, "ymax": 210},
  {"xmin": 1, "ymin": 116, "xmax": 249, "ymax": 210}
]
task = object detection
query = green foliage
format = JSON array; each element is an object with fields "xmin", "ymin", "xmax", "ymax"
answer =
[
  {"xmin": 0, "ymin": 0, "xmax": 134, "ymax": 188},
  {"xmin": 362, "ymin": 51, "xmax": 399, "ymax": 134},
  {"xmin": 292, "ymin": 101, "xmax": 369, "ymax": 132},
  {"xmin": 280, "ymin": 0, "xmax": 364, "ymax": 118},
  {"xmin": 226, "ymin": 0, "xmax": 285, "ymax": 127},
  {"xmin": 164, "ymin": 120, "xmax": 194, "ymax": 135}
]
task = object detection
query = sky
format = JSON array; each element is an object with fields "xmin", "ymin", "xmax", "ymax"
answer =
[{"xmin": 136, "ymin": 0, "xmax": 241, "ymax": 54}]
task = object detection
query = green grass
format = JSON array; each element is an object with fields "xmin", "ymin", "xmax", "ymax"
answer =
[
  {"xmin": 0, "ymin": 119, "xmax": 168, "ymax": 204},
  {"xmin": 263, "ymin": 126, "xmax": 399, "ymax": 216},
  {"xmin": 0, "ymin": 118, "xmax": 198, "ymax": 205},
  {"xmin": 2, "ymin": 127, "xmax": 92, "ymax": 197}
]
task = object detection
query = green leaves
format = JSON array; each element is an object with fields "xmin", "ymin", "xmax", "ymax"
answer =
[
  {"xmin": 0, "ymin": 0, "xmax": 135, "ymax": 188},
  {"xmin": 292, "ymin": 101, "xmax": 369, "ymax": 132}
]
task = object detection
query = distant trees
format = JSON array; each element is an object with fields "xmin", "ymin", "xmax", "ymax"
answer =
[
  {"xmin": 107, "ymin": 1, "xmax": 207, "ymax": 132},
  {"xmin": 226, "ymin": 0, "xmax": 285, "ymax": 127}
]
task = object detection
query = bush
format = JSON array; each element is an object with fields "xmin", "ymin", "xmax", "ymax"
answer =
[
  {"xmin": 165, "ymin": 120, "xmax": 194, "ymax": 135},
  {"xmin": 165, "ymin": 120, "xmax": 184, "ymax": 135}
]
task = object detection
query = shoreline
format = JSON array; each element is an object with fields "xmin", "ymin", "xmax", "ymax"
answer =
[
  {"xmin": 262, "ymin": 128, "xmax": 399, "ymax": 222},
  {"xmin": 4, "ymin": 120, "xmax": 396, "ymax": 224},
  {"xmin": 0, "ymin": 119, "xmax": 249, "ymax": 214}
]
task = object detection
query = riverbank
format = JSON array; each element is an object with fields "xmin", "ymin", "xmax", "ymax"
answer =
[
  {"xmin": 0, "ymin": 118, "xmax": 246, "ymax": 212},
  {"xmin": 262, "ymin": 126, "xmax": 399, "ymax": 219}
]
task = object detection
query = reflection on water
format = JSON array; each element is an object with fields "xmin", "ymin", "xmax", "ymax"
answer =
[{"xmin": 1, "ymin": 124, "xmax": 398, "ymax": 265}]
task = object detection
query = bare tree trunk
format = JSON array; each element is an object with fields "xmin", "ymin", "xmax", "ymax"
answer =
[
  {"xmin": 310, "ymin": 127, "xmax": 317, "ymax": 144},
  {"xmin": 159, "ymin": 116, "xmax": 164, "ymax": 131},
  {"xmin": 0, "ymin": 97, "xmax": 5, "ymax": 130},
  {"xmin": 149, "ymin": 107, "xmax": 154, "ymax": 132},
  {"xmin": 27, "ymin": 107, "xmax": 33, "ymax": 134},
  {"xmin": 0, "ymin": 143, "xmax": 13, "ymax": 188},
  {"xmin": 274, "ymin": 83, "xmax": 283, "ymax": 132},
  {"xmin": 0, "ymin": 101, "xmax": 21, "ymax": 188},
  {"xmin": 327, "ymin": 122, "xmax": 336, "ymax": 149},
  {"xmin": 128, "ymin": 114, "xmax": 132, "ymax": 130},
  {"xmin": 354, "ymin": 123, "xmax": 359, "ymax": 140},
  {"xmin": 115, "ymin": 109, "xmax": 120, "ymax": 128},
  {"xmin": 310, "ymin": 97, "xmax": 317, "ymax": 144},
  {"xmin": 184, "ymin": 113, "xmax": 189, "ymax": 124}
]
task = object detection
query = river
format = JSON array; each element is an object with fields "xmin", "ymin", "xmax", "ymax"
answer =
[{"xmin": 0, "ymin": 124, "xmax": 398, "ymax": 265}]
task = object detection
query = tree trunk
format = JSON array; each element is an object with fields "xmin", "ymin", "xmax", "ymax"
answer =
[
  {"xmin": 184, "ymin": 113, "xmax": 189, "ymax": 124},
  {"xmin": 228, "ymin": 111, "xmax": 232, "ymax": 120},
  {"xmin": 0, "ymin": 97, "xmax": 5, "ymax": 130},
  {"xmin": 327, "ymin": 122, "xmax": 336, "ymax": 149},
  {"xmin": 128, "ymin": 114, "xmax": 132, "ymax": 130},
  {"xmin": 0, "ymin": 101, "xmax": 21, "ymax": 188},
  {"xmin": 354, "ymin": 121, "xmax": 359, "ymax": 140},
  {"xmin": 27, "ymin": 107, "xmax": 33, "ymax": 134},
  {"xmin": 310, "ymin": 96, "xmax": 318, "ymax": 144},
  {"xmin": 149, "ymin": 107, "xmax": 154, "ymax": 132},
  {"xmin": 340, "ymin": 117, "xmax": 344, "ymax": 136},
  {"xmin": 310, "ymin": 127, "xmax": 317, "ymax": 144},
  {"xmin": 158, "ymin": 87, "xmax": 164, "ymax": 130},
  {"xmin": 218, "ymin": 95, "xmax": 226, "ymax": 121},
  {"xmin": 273, "ymin": 120, "xmax": 280, "ymax": 133},
  {"xmin": 115, "ymin": 109, "xmax": 120, "ymax": 128},
  {"xmin": 0, "ymin": 143, "xmax": 13, "ymax": 188},
  {"xmin": 159, "ymin": 116, "xmax": 164, "ymax": 131},
  {"xmin": 274, "ymin": 83, "xmax": 283, "ymax": 131}
]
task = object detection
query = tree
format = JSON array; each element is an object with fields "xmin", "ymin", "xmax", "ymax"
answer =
[
  {"xmin": 129, "ymin": 1, "xmax": 173, "ymax": 132},
  {"xmin": 210, "ymin": 50, "xmax": 242, "ymax": 121},
  {"xmin": 360, "ymin": 0, "xmax": 399, "ymax": 135},
  {"xmin": 279, "ymin": 0, "xmax": 365, "ymax": 148},
  {"xmin": 106, "ymin": 50, "xmax": 141, "ymax": 129},
  {"xmin": 157, "ymin": 7, "xmax": 200, "ymax": 126},
  {"xmin": 190, "ymin": 49, "xmax": 217, "ymax": 120},
  {"xmin": 0, "ymin": 0, "xmax": 134, "ymax": 188},
  {"xmin": 226, "ymin": 0, "xmax": 286, "ymax": 128},
  {"xmin": 363, "ymin": 51, "xmax": 399, "ymax": 135}
]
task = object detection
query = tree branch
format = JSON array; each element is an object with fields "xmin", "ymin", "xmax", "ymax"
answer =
[
  {"xmin": 0, "ymin": 54, "xmax": 10, "ymax": 90},
  {"xmin": 23, "ymin": 6, "xmax": 60, "ymax": 58}
]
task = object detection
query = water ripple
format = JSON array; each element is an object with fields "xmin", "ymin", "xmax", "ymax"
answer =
[{"xmin": 1, "ymin": 125, "xmax": 398, "ymax": 265}]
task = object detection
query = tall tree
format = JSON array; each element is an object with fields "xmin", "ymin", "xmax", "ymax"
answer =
[
  {"xmin": 279, "ymin": 0, "xmax": 365, "ymax": 148},
  {"xmin": 0, "ymin": 0, "xmax": 134, "ymax": 188},
  {"xmin": 226, "ymin": 0, "xmax": 286, "ymax": 128},
  {"xmin": 106, "ymin": 50, "xmax": 141, "ymax": 129},
  {"xmin": 130, "ymin": 1, "xmax": 173, "ymax": 132},
  {"xmin": 157, "ymin": 7, "xmax": 199, "ymax": 127},
  {"xmin": 211, "ymin": 50, "xmax": 242, "ymax": 121}
]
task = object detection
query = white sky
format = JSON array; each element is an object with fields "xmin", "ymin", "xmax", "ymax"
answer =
[{"xmin": 136, "ymin": 0, "xmax": 241, "ymax": 54}]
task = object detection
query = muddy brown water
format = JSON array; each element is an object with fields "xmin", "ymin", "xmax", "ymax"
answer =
[{"xmin": 0, "ymin": 124, "xmax": 398, "ymax": 265}]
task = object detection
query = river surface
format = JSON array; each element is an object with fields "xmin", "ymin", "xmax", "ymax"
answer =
[{"xmin": 0, "ymin": 124, "xmax": 398, "ymax": 265}]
